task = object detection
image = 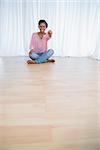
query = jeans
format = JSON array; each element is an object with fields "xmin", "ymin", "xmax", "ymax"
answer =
[{"xmin": 29, "ymin": 49, "xmax": 54, "ymax": 64}]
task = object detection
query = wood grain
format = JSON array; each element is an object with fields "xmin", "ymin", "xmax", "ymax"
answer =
[{"xmin": 0, "ymin": 57, "xmax": 100, "ymax": 150}]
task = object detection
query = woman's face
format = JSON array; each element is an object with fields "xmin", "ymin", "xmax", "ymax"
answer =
[{"xmin": 38, "ymin": 23, "xmax": 46, "ymax": 33}]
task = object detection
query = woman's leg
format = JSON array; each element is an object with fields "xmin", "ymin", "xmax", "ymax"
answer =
[
  {"xmin": 35, "ymin": 49, "xmax": 54, "ymax": 64},
  {"xmin": 29, "ymin": 52, "xmax": 40, "ymax": 60},
  {"xmin": 27, "ymin": 52, "xmax": 40, "ymax": 64}
]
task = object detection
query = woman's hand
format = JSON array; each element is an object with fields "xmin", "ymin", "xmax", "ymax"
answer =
[{"xmin": 48, "ymin": 30, "xmax": 53, "ymax": 37}]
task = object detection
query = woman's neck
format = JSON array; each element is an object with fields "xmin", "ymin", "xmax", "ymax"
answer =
[{"xmin": 37, "ymin": 32, "xmax": 46, "ymax": 39}]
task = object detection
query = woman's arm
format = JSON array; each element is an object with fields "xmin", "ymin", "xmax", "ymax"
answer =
[
  {"xmin": 29, "ymin": 33, "xmax": 35, "ymax": 51},
  {"xmin": 29, "ymin": 49, "xmax": 33, "ymax": 56}
]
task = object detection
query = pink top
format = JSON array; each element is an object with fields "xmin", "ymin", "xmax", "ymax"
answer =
[{"xmin": 29, "ymin": 32, "xmax": 51, "ymax": 52}]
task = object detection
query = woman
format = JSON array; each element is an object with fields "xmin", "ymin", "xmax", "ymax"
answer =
[{"xmin": 27, "ymin": 20, "xmax": 55, "ymax": 64}]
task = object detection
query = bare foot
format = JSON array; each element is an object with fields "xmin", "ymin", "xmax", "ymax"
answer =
[
  {"xmin": 47, "ymin": 59, "xmax": 55, "ymax": 63},
  {"xmin": 27, "ymin": 60, "xmax": 37, "ymax": 64}
]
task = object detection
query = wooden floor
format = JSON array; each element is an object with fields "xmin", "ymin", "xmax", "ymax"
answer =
[{"xmin": 0, "ymin": 57, "xmax": 100, "ymax": 150}]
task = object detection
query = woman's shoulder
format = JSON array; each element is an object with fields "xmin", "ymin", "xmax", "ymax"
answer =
[
  {"xmin": 31, "ymin": 32, "xmax": 38, "ymax": 39},
  {"xmin": 32, "ymin": 32, "xmax": 38, "ymax": 36}
]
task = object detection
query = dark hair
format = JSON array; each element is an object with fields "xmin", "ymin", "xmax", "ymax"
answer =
[{"xmin": 38, "ymin": 20, "xmax": 48, "ymax": 28}]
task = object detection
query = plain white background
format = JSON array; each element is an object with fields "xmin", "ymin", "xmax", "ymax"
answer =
[{"xmin": 0, "ymin": 0, "xmax": 100, "ymax": 59}]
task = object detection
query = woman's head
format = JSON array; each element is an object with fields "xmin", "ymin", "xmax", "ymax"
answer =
[{"xmin": 38, "ymin": 20, "xmax": 48, "ymax": 33}]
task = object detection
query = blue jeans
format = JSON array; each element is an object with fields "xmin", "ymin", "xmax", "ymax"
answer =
[{"xmin": 29, "ymin": 49, "xmax": 54, "ymax": 64}]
